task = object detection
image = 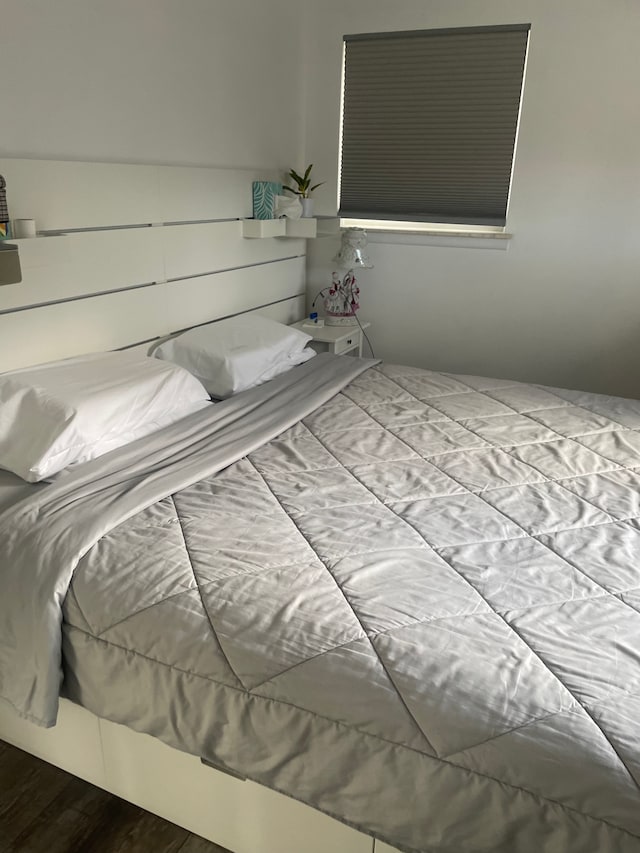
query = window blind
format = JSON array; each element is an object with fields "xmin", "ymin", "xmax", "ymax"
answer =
[{"xmin": 339, "ymin": 25, "xmax": 530, "ymax": 226}]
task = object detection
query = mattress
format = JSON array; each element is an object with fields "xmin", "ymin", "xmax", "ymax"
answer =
[{"xmin": 2, "ymin": 355, "xmax": 640, "ymax": 853}]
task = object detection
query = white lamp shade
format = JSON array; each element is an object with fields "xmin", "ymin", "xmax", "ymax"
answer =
[{"xmin": 332, "ymin": 228, "xmax": 373, "ymax": 269}]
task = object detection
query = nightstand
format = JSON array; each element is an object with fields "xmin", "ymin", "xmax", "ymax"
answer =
[{"xmin": 292, "ymin": 320, "xmax": 370, "ymax": 357}]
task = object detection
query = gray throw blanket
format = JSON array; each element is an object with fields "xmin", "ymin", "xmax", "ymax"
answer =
[{"xmin": 0, "ymin": 354, "xmax": 373, "ymax": 727}]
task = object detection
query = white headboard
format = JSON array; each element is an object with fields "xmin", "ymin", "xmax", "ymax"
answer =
[{"xmin": 0, "ymin": 159, "xmax": 306, "ymax": 371}]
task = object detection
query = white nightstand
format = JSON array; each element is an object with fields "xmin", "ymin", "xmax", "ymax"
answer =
[{"xmin": 292, "ymin": 320, "xmax": 370, "ymax": 357}]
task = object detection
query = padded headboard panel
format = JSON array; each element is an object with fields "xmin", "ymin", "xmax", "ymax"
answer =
[{"xmin": 0, "ymin": 159, "xmax": 306, "ymax": 371}]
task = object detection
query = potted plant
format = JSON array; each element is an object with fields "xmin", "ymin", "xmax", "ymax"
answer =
[{"xmin": 282, "ymin": 164, "xmax": 324, "ymax": 217}]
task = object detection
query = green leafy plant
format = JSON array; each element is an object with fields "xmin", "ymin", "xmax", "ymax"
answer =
[{"xmin": 282, "ymin": 164, "xmax": 324, "ymax": 199}]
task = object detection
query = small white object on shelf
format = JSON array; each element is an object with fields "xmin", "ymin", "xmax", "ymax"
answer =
[
  {"xmin": 13, "ymin": 219, "xmax": 36, "ymax": 239},
  {"xmin": 241, "ymin": 219, "xmax": 286, "ymax": 238}
]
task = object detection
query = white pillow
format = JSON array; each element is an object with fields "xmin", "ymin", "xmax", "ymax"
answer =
[
  {"xmin": 0, "ymin": 350, "xmax": 211, "ymax": 482},
  {"xmin": 153, "ymin": 314, "xmax": 315, "ymax": 398}
]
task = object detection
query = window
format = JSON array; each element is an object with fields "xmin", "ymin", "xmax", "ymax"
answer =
[{"xmin": 338, "ymin": 25, "xmax": 530, "ymax": 230}]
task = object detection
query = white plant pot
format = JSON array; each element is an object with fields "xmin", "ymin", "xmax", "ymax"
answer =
[{"xmin": 301, "ymin": 198, "xmax": 315, "ymax": 218}]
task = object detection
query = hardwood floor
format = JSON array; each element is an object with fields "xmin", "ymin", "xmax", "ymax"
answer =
[{"xmin": 0, "ymin": 739, "xmax": 231, "ymax": 853}]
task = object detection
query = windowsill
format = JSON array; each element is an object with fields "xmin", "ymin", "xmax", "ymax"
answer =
[
  {"xmin": 364, "ymin": 228, "xmax": 512, "ymax": 251},
  {"xmin": 338, "ymin": 219, "xmax": 512, "ymax": 250}
]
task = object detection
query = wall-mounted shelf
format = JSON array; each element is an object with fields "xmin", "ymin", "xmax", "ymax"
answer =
[
  {"xmin": 241, "ymin": 218, "xmax": 337, "ymax": 239},
  {"xmin": 284, "ymin": 218, "xmax": 317, "ymax": 238},
  {"xmin": 242, "ymin": 219, "xmax": 286, "ymax": 238}
]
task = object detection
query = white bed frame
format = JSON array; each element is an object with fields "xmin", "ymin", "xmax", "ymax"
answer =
[{"xmin": 0, "ymin": 159, "xmax": 400, "ymax": 853}]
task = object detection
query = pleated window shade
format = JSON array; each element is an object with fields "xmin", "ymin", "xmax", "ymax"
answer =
[{"xmin": 339, "ymin": 25, "xmax": 530, "ymax": 226}]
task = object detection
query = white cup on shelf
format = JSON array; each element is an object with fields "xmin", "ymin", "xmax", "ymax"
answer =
[{"xmin": 13, "ymin": 219, "xmax": 37, "ymax": 238}]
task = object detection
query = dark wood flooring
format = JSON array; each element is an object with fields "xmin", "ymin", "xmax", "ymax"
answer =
[{"xmin": 0, "ymin": 739, "xmax": 231, "ymax": 853}]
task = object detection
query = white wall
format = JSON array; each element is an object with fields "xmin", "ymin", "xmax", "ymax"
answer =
[
  {"xmin": 0, "ymin": 0, "xmax": 304, "ymax": 170},
  {"xmin": 3, "ymin": 0, "xmax": 639, "ymax": 396},
  {"xmin": 303, "ymin": 0, "xmax": 640, "ymax": 397}
]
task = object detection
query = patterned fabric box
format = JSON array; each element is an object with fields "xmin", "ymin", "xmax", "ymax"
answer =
[{"xmin": 252, "ymin": 181, "xmax": 282, "ymax": 220}]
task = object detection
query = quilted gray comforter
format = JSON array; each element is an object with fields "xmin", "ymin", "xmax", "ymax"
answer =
[{"xmin": 3, "ymin": 356, "xmax": 640, "ymax": 852}]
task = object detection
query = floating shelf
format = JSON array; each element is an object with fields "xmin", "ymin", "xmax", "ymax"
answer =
[
  {"xmin": 284, "ymin": 218, "xmax": 317, "ymax": 238},
  {"xmin": 241, "ymin": 217, "xmax": 339, "ymax": 239},
  {"xmin": 315, "ymin": 216, "xmax": 341, "ymax": 238},
  {"xmin": 241, "ymin": 219, "xmax": 286, "ymax": 238}
]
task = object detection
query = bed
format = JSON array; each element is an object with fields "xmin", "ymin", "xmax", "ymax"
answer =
[{"xmin": 1, "ymin": 159, "xmax": 640, "ymax": 853}]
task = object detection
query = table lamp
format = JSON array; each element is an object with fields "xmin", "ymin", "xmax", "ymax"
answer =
[{"xmin": 324, "ymin": 228, "xmax": 373, "ymax": 326}]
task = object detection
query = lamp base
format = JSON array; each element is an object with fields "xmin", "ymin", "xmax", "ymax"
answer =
[{"xmin": 324, "ymin": 314, "xmax": 358, "ymax": 326}]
